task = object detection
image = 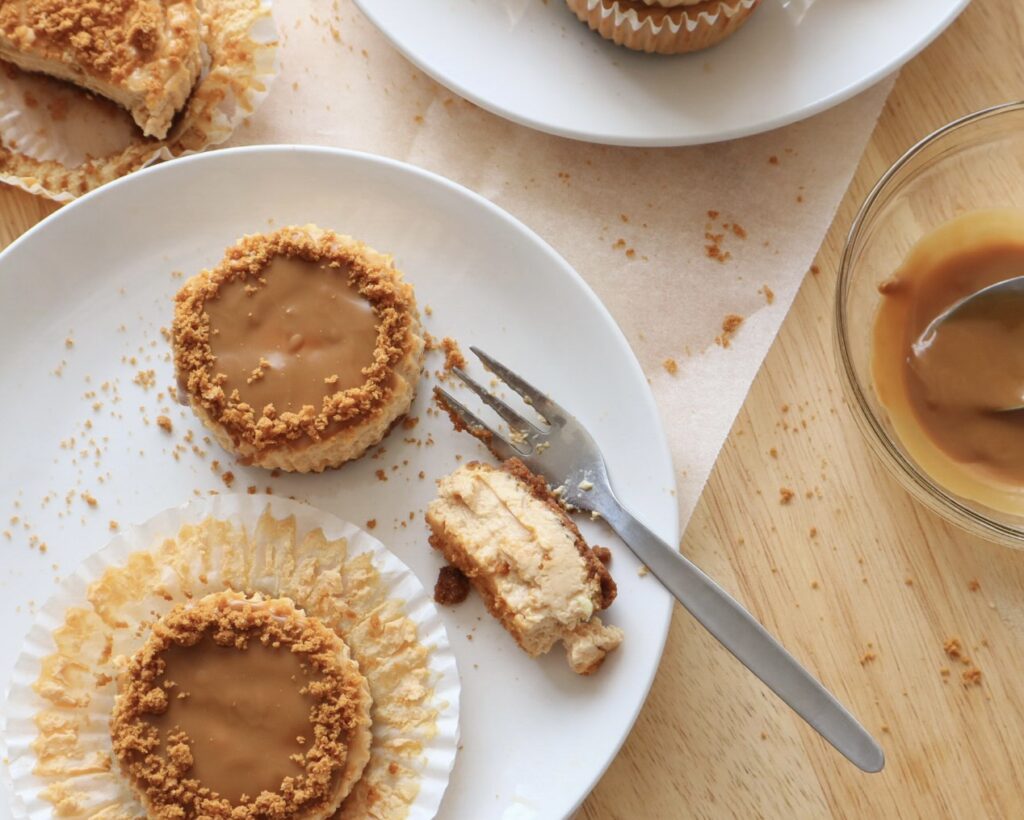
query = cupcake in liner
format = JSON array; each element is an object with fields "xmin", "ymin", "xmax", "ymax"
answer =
[
  {"xmin": 565, "ymin": 0, "xmax": 762, "ymax": 54},
  {"xmin": 0, "ymin": 0, "xmax": 279, "ymax": 202},
  {"xmin": 2, "ymin": 495, "xmax": 460, "ymax": 819}
]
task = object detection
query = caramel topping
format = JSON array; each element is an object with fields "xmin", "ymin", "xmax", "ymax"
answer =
[
  {"xmin": 874, "ymin": 209, "xmax": 1024, "ymax": 506},
  {"xmin": 145, "ymin": 638, "xmax": 316, "ymax": 804},
  {"xmin": 206, "ymin": 256, "xmax": 379, "ymax": 416}
]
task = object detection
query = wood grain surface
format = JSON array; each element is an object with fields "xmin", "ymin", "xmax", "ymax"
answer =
[{"xmin": 1, "ymin": 1, "xmax": 1021, "ymax": 818}]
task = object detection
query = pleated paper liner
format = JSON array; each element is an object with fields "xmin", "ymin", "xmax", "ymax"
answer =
[
  {"xmin": 3, "ymin": 494, "xmax": 460, "ymax": 820},
  {"xmin": 565, "ymin": 0, "xmax": 761, "ymax": 54},
  {"xmin": 0, "ymin": 0, "xmax": 279, "ymax": 202}
]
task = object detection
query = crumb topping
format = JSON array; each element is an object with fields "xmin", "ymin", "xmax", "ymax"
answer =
[
  {"xmin": 0, "ymin": 0, "xmax": 170, "ymax": 82},
  {"xmin": 110, "ymin": 592, "xmax": 367, "ymax": 818},
  {"xmin": 173, "ymin": 227, "xmax": 419, "ymax": 453}
]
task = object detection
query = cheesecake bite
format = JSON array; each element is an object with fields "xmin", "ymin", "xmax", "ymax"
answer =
[
  {"xmin": 173, "ymin": 225, "xmax": 425, "ymax": 472},
  {"xmin": 426, "ymin": 458, "xmax": 623, "ymax": 674},
  {"xmin": 110, "ymin": 591, "xmax": 372, "ymax": 819},
  {"xmin": 0, "ymin": 0, "xmax": 203, "ymax": 138}
]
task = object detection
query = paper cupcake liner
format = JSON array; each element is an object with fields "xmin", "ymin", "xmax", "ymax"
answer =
[
  {"xmin": 0, "ymin": 0, "xmax": 279, "ymax": 202},
  {"xmin": 566, "ymin": 0, "xmax": 761, "ymax": 54},
  {"xmin": 2, "ymin": 495, "xmax": 460, "ymax": 820}
]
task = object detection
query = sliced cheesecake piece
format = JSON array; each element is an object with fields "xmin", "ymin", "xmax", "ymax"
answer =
[
  {"xmin": 0, "ymin": 0, "xmax": 202, "ymax": 138},
  {"xmin": 426, "ymin": 458, "xmax": 623, "ymax": 674}
]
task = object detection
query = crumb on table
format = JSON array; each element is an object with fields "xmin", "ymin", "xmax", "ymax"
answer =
[
  {"xmin": 715, "ymin": 314, "xmax": 744, "ymax": 348},
  {"xmin": 944, "ymin": 637, "xmax": 963, "ymax": 660}
]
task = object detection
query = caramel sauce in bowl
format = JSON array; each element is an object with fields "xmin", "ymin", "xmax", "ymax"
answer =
[
  {"xmin": 873, "ymin": 210, "xmax": 1024, "ymax": 512},
  {"xmin": 836, "ymin": 102, "xmax": 1024, "ymax": 546}
]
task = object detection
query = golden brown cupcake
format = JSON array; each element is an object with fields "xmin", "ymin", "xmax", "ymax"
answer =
[
  {"xmin": 426, "ymin": 458, "xmax": 623, "ymax": 674},
  {"xmin": 173, "ymin": 225, "xmax": 425, "ymax": 472},
  {"xmin": 565, "ymin": 0, "xmax": 761, "ymax": 55},
  {"xmin": 0, "ymin": 0, "xmax": 203, "ymax": 138},
  {"xmin": 110, "ymin": 591, "xmax": 373, "ymax": 819}
]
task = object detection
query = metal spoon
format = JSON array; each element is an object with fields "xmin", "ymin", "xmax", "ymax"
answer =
[{"xmin": 912, "ymin": 274, "xmax": 1024, "ymax": 411}]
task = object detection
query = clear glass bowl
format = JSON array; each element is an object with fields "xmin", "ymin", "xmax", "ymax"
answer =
[{"xmin": 836, "ymin": 101, "xmax": 1024, "ymax": 548}]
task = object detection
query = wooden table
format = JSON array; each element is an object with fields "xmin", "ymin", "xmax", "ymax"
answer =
[{"xmin": 1, "ymin": 2, "xmax": 1020, "ymax": 817}]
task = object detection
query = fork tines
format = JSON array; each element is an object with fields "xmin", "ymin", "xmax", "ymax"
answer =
[
  {"xmin": 433, "ymin": 385, "xmax": 518, "ymax": 461},
  {"xmin": 433, "ymin": 347, "xmax": 562, "ymax": 460}
]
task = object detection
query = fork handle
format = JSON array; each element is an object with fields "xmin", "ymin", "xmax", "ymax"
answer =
[{"xmin": 597, "ymin": 494, "xmax": 884, "ymax": 773}]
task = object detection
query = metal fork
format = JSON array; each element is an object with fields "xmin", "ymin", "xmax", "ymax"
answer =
[{"xmin": 435, "ymin": 346, "xmax": 884, "ymax": 774}]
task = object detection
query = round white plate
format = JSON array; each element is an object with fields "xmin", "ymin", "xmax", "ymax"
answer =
[
  {"xmin": 0, "ymin": 146, "xmax": 677, "ymax": 820},
  {"xmin": 353, "ymin": 0, "xmax": 968, "ymax": 147}
]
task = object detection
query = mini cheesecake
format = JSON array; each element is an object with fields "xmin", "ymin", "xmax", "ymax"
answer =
[
  {"xmin": 0, "ymin": 0, "xmax": 203, "ymax": 138},
  {"xmin": 173, "ymin": 225, "xmax": 425, "ymax": 472},
  {"xmin": 110, "ymin": 591, "xmax": 373, "ymax": 819},
  {"xmin": 426, "ymin": 459, "xmax": 623, "ymax": 674}
]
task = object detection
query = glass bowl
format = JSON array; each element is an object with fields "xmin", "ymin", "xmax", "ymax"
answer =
[{"xmin": 836, "ymin": 101, "xmax": 1024, "ymax": 548}]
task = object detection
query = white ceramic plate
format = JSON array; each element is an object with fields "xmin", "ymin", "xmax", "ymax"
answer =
[
  {"xmin": 353, "ymin": 0, "xmax": 968, "ymax": 147},
  {"xmin": 0, "ymin": 146, "xmax": 677, "ymax": 820}
]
